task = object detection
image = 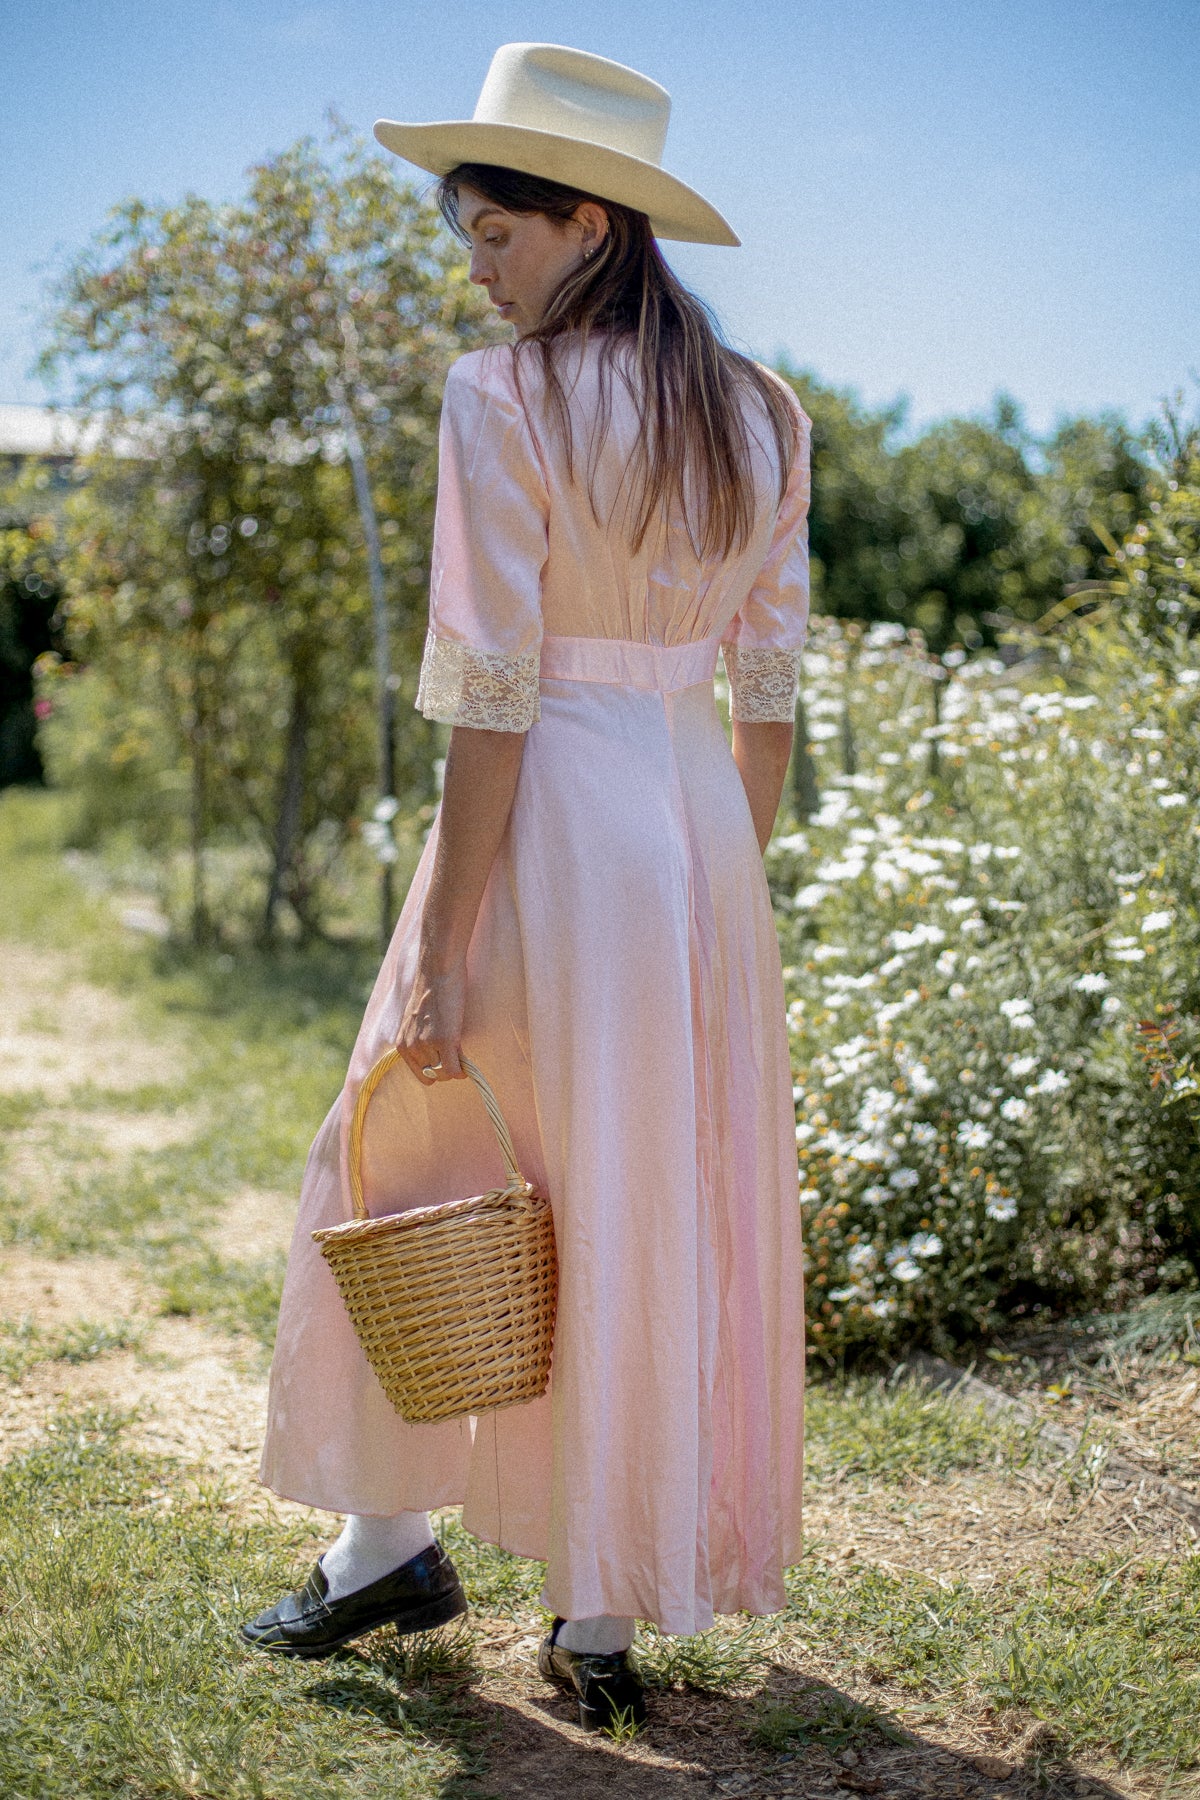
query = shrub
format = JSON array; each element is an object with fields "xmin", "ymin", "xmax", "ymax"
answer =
[{"xmin": 777, "ymin": 500, "xmax": 1200, "ymax": 1354}]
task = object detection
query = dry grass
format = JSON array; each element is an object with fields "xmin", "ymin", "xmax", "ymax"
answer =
[{"xmin": 982, "ymin": 1323, "xmax": 1200, "ymax": 1501}]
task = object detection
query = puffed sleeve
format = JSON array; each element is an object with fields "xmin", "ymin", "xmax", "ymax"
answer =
[
  {"xmin": 720, "ymin": 393, "xmax": 812, "ymax": 723},
  {"xmin": 415, "ymin": 349, "xmax": 549, "ymax": 731}
]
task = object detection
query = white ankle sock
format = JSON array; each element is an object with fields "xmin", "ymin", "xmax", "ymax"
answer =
[
  {"xmin": 556, "ymin": 1614, "xmax": 635, "ymax": 1655},
  {"xmin": 319, "ymin": 1510, "xmax": 436, "ymax": 1601}
]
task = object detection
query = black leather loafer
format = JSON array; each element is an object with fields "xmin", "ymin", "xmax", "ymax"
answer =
[
  {"xmin": 239, "ymin": 1541, "xmax": 467, "ymax": 1658},
  {"xmin": 537, "ymin": 1617, "xmax": 648, "ymax": 1732}
]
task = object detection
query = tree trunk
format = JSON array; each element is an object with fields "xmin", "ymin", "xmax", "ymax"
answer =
[
  {"xmin": 188, "ymin": 734, "xmax": 209, "ymax": 947},
  {"xmin": 841, "ymin": 628, "xmax": 860, "ymax": 777},
  {"xmin": 840, "ymin": 701, "xmax": 857, "ymax": 776},
  {"xmin": 927, "ymin": 662, "xmax": 943, "ymax": 782},
  {"xmin": 333, "ymin": 318, "xmax": 396, "ymax": 955},
  {"xmin": 263, "ymin": 671, "xmax": 309, "ymax": 945},
  {"xmin": 187, "ymin": 638, "xmax": 212, "ymax": 947}
]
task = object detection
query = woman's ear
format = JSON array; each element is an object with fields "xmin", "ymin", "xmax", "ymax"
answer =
[{"xmin": 573, "ymin": 200, "xmax": 610, "ymax": 257}]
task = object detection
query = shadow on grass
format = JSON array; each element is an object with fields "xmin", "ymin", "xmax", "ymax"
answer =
[
  {"xmin": 300, "ymin": 1632, "xmax": 489, "ymax": 1797},
  {"xmin": 286, "ymin": 1617, "xmax": 1138, "ymax": 1800},
  {"xmin": 441, "ymin": 1670, "xmax": 1134, "ymax": 1799}
]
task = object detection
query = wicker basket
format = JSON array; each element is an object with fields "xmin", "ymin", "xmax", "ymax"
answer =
[{"xmin": 312, "ymin": 1049, "xmax": 557, "ymax": 1424}]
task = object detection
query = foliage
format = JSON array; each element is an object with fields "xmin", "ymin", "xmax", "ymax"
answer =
[
  {"xmin": 772, "ymin": 476, "xmax": 1200, "ymax": 1355},
  {"xmin": 779, "ymin": 367, "xmax": 1154, "ymax": 654},
  {"xmin": 35, "ymin": 121, "xmax": 498, "ymax": 943},
  {"xmin": 1103, "ymin": 452, "xmax": 1200, "ymax": 650}
]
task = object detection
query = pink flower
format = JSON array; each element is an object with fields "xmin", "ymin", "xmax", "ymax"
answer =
[{"xmin": 34, "ymin": 699, "xmax": 52, "ymax": 720}]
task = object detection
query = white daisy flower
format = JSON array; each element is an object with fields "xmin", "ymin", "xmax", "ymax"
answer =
[
  {"xmin": 888, "ymin": 1257, "xmax": 922, "ymax": 1283},
  {"xmin": 1073, "ymin": 972, "xmax": 1110, "ymax": 993},
  {"xmin": 956, "ymin": 1121, "xmax": 993, "ymax": 1149}
]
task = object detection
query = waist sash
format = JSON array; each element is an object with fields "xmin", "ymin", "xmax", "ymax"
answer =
[{"xmin": 538, "ymin": 633, "xmax": 721, "ymax": 694}]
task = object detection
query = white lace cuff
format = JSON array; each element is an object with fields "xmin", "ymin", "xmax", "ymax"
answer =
[
  {"xmin": 415, "ymin": 628, "xmax": 541, "ymax": 731},
  {"xmin": 722, "ymin": 643, "xmax": 802, "ymax": 723}
]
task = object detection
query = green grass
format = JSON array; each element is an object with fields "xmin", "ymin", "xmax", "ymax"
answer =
[
  {"xmin": 5, "ymin": 1404, "xmax": 1199, "ymax": 1790},
  {"xmin": 0, "ymin": 1093, "xmax": 40, "ymax": 1134},
  {"xmin": 638, "ymin": 1619, "xmax": 775, "ymax": 1693},
  {"xmin": 0, "ymin": 1408, "xmax": 489, "ymax": 1800},
  {"xmin": 1083, "ymin": 1289, "xmax": 1200, "ymax": 1362},
  {"xmin": 0, "ymin": 1314, "xmax": 145, "ymax": 1383},
  {"xmin": 750, "ymin": 1688, "xmax": 888, "ymax": 1754},
  {"xmin": 434, "ymin": 1512, "xmax": 547, "ymax": 1618},
  {"xmin": 2, "ymin": 1140, "xmax": 235, "ymax": 1260},
  {"xmin": 52, "ymin": 1315, "xmax": 146, "ymax": 1363},
  {"xmin": 160, "ymin": 1247, "xmax": 289, "ymax": 1354},
  {"xmin": 783, "ymin": 1552, "xmax": 1200, "ymax": 1771},
  {"xmin": 803, "ymin": 1372, "xmax": 1043, "ymax": 1483}
]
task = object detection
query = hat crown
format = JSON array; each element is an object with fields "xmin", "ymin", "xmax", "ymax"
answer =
[{"xmin": 472, "ymin": 43, "xmax": 671, "ymax": 169}]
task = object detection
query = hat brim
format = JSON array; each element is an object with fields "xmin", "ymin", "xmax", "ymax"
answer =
[{"xmin": 372, "ymin": 118, "xmax": 739, "ymax": 247}]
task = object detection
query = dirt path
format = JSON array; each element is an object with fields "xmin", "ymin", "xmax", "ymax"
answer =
[
  {"xmin": 0, "ymin": 931, "xmax": 1182, "ymax": 1799},
  {"xmin": 0, "ymin": 937, "xmax": 298, "ymax": 1507}
]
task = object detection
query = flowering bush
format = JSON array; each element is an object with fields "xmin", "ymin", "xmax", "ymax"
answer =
[{"xmin": 776, "ymin": 487, "xmax": 1200, "ymax": 1354}]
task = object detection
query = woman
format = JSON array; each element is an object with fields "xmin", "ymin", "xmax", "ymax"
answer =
[{"xmin": 242, "ymin": 43, "xmax": 811, "ymax": 1734}]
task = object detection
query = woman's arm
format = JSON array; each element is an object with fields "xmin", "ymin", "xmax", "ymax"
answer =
[
  {"xmin": 395, "ymin": 724, "xmax": 527, "ymax": 1082},
  {"xmin": 732, "ymin": 718, "xmax": 794, "ymax": 854}
]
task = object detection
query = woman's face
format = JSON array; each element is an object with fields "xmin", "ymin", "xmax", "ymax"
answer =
[{"xmin": 457, "ymin": 186, "xmax": 608, "ymax": 336}]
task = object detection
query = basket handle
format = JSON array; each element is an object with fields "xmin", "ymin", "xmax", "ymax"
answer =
[{"xmin": 347, "ymin": 1048, "xmax": 530, "ymax": 1223}]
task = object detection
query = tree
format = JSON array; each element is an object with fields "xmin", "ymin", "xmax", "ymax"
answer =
[
  {"xmin": 891, "ymin": 405, "xmax": 1060, "ymax": 649},
  {"xmin": 1042, "ymin": 411, "xmax": 1153, "ymax": 587},
  {"xmin": 39, "ymin": 122, "xmax": 498, "ymax": 943},
  {"xmin": 774, "ymin": 367, "xmax": 1157, "ymax": 655},
  {"xmin": 774, "ymin": 363, "xmax": 908, "ymax": 626},
  {"xmin": 1106, "ymin": 452, "xmax": 1200, "ymax": 654}
]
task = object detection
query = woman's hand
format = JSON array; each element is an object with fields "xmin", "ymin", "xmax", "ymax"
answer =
[{"xmin": 396, "ymin": 955, "xmax": 468, "ymax": 1083}]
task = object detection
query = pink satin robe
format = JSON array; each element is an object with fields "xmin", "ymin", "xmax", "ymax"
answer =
[{"xmin": 258, "ymin": 336, "xmax": 811, "ymax": 1636}]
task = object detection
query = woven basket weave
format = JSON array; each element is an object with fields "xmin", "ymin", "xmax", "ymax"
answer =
[{"xmin": 312, "ymin": 1049, "xmax": 557, "ymax": 1424}]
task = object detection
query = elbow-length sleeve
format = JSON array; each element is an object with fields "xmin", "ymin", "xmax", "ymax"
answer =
[
  {"xmin": 415, "ymin": 350, "xmax": 549, "ymax": 731},
  {"xmin": 720, "ymin": 397, "xmax": 812, "ymax": 724}
]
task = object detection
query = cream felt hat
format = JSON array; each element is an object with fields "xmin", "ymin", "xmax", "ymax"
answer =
[{"xmin": 373, "ymin": 42, "xmax": 739, "ymax": 247}]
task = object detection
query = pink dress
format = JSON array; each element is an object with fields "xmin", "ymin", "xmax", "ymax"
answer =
[{"xmin": 259, "ymin": 336, "xmax": 812, "ymax": 1636}]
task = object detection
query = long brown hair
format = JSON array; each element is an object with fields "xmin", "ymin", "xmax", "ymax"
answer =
[{"xmin": 437, "ymin": 163, "xmax": 799, "ymax": 561}]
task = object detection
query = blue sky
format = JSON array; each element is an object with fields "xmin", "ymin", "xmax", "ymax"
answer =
[{"xmin": 4, "ymin": 0, "xmax": 1197, "ymax": 434}]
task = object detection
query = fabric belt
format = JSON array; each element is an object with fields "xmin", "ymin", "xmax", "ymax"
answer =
[{"xmin": 538, "ymin": 633, "xmax": 722, "ymax": 694}]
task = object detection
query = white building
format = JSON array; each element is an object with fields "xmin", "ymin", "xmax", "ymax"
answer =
[{"xmin": 0, "ymin": 402, "xmax": 145, "ymax": 470}]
